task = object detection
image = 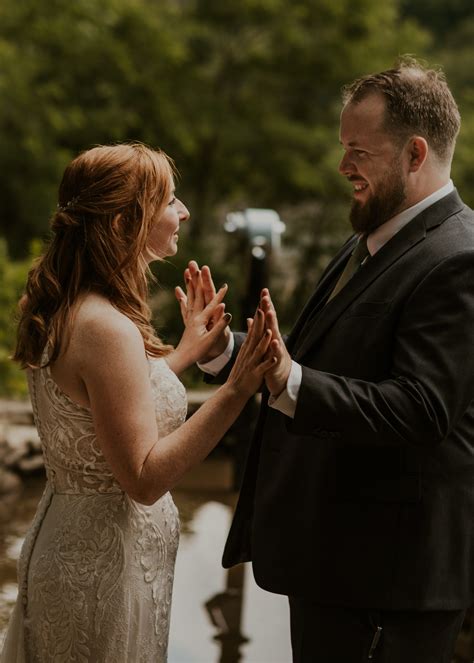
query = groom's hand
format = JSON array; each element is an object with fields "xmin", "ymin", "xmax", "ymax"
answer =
[
  {"xmin": 175, "ymin": 261, "xmax": 232, "ymax": 363},
  {"xmin": 260, "ymin": 289, "xmax": 292, "ymax": 397}
]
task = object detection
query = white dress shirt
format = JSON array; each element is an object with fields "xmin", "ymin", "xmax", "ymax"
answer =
[{"xmin": 200, "ymin": 180, "xmax": 454, "ymax": 417}]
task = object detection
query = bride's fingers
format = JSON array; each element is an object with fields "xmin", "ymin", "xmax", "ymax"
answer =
[
  {"xmin": 243, "ymin": 309, "xmax": 265, "ymax": 353},
  {"xmin": 250, "ymin": 308, "xmax": 266, "ymax": 343},
  {"xmin": 202, "ymin": 284, "xmax": 228, "ymax": 317},
  {"xmin": 201, "ymin": 265, "xmax": 217, "ymax": 306},
  {"xmin": 255, "ymin": 328, "xmax": 273, "ymax": 357},
  {"xmin": 187, "ymin": 260, "xmax": 200, "ymax": 276},
  {"xmin": 175, "ymin": 287, "xmax": 188, "ymax": 322},
  {"xmin": 212, "ymin": 302, "xmax": 226, "ymax": 319},
  {"xmin": 206, "ymin": 310, "xmax": 233, "ymax": 340},
  {"xmin": 192, "ymin": 269, "xmax": 205, "ymax": 312},
  {"xmin": 186, "ymin": 260, "xmax": 201, "ymax": 308},
  {"xmin": 175, "ymin": 285, "xmax": 186, "ymax": 303},
  {"xmin": 242, "ymin": 330, "xmax": 275, "ymax": 374},
  {"xmin": 185, "ymin": 273, "xmax": 195, "ymax": 311}
]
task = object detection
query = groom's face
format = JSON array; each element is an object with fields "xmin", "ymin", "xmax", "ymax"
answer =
[{"xmin": 338, "ymin": 92, "xmax": 409, "ymax": 234}]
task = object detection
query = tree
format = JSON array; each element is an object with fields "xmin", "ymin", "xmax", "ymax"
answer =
[
  {"xmin": 0, "ymin": 0, "xmax": 186, "ymax": 255},
  {"xmin": 0, "ymin": 0, "xmax": 429, "ymax": 255},
  {"xmin": 0, "ymin": 0, "xmax": 434, "ymax": 394}
]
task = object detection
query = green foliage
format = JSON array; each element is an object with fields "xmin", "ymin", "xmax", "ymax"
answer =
[
  {"xmin": 0, "ymin": 240, "xmax": 39, "ymax": 396},
  {"xmin": 398, "ymin": 4, "xmax": 474, "ymax": 209},
  {"xmin": 0, "ymin": 0, "xmax": 428, "ymax": 254},
  {"xmin": 400, "ymin": 0, "xmax": 474, "ymax": 39},
  {"xmin": 1, "ymin": 0, "xmax": 474, "ymax": 395}
]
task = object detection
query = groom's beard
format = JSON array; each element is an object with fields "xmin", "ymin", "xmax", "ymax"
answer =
[{"xmin": 350, "ymin": 161, "xmax": 407, "ymax": 235}]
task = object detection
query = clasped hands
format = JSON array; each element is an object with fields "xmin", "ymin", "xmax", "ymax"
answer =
[{"xmin": 175, "ymin": 261, "xmax": 292, "ymax": 397}]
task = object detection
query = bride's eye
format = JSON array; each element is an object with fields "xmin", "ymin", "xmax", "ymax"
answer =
[{"xmin": 168, "ymin": 197, "xmax": 176, "ymax": 206}]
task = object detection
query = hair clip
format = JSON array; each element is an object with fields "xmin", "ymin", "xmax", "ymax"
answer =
[{"xmin": 57, "ymin": 195, "xmax": 80, "ymax": 212}]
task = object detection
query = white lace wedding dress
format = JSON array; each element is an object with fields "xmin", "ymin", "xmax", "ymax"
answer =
[{"xmin": 1, "ymin": 355, "xmax": 186, "ymax": 662}]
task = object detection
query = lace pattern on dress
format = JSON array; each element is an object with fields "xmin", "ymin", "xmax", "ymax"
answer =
[{"xmin": 13, "ymin": 356, "xmax": 186, "ymax": 662}]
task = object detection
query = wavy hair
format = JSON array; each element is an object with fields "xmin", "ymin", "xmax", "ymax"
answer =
[{"xmin": 14, "ymin": 143, "xmax": 176, "ymax": 368}]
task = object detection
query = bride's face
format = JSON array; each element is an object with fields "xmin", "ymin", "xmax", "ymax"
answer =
[{"xmin": 144, "ymin": 186, "xmax": 190, "ymax": 262}]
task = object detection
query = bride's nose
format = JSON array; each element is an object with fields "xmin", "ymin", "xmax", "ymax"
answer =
[{"xmin": 177, "ymin": 200, "xmax": 190, "ymax": 222}]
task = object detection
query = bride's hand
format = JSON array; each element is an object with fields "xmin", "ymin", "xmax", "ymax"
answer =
[
  {"xmin": 226, "ymin": 308, "xmax": 276, "ymax": 398},
  {"xmin": 175, "ymin": 261, "xmax": 232, "ymax": 362},
  {"xmin": 168, "ymin": 271, "xmax": 231, "ymax": 375}
]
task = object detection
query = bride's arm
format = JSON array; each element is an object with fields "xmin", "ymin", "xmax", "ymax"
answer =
[{"xmin": 77, "ymin": 307, "xmax": 273, "ymax": 506}]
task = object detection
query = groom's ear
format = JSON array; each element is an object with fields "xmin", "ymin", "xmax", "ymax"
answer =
[{"xmin": 407, "ymin": 136, "xmax": 428, "ymax": 172}]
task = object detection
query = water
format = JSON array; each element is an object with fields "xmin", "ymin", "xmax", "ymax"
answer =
[{"xmin": 0, "ymin": 473, "xmax": 291, "ymax": 663}]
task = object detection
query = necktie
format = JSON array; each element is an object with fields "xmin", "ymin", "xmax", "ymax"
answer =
[{"xmin": 327, "ymin": 235, "xmax": 369, "ymax": 302}]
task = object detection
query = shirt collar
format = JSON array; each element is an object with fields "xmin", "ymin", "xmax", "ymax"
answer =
[{"xmin": 366, "ymin": 180, "xmax": 454, "ymax": 256}]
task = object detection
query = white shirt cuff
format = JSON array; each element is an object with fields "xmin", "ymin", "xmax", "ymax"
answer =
[
  {"xmin": 268, "ymin": 361, "xmax": 302, "ymax": 419},
  {"xmin": 197, "ymin": 333, "xmax": 235, "ymax": 375}
]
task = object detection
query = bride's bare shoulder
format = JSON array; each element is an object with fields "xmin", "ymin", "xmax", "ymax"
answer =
[{"xmin": 72, "ymin": 293, "xmax": 142, "ymax": 357}]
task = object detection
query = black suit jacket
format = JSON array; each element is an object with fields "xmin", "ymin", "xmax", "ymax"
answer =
[{"xmin": 222, "ymin": 190, "xmax": 474, "ymax": 610}]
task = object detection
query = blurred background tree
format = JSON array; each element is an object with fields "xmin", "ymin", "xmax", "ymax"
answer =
[{"xmin": 1, "ymin": 0, "xmax": 473, "ymax": 394}]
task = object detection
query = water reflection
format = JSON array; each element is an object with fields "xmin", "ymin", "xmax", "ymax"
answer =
[
  {"xmin": 0, "ymin": 475, "xmax": 291, "ymax": 663},
  {"xmin": 205, "ymin": 564, "xmax": 249, "ymax": 662}
]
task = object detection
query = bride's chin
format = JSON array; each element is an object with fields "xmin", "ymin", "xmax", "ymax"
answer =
[{"xmin": 143, "ymin": 248, "xmax": 162, "ymax": 264}]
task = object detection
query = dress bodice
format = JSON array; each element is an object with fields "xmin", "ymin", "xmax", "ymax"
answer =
[{"xmin": 27, "ymin": 356, "xmax": 188, "ymax": 495}]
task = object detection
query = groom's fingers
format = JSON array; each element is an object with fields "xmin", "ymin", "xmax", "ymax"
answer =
[
  {"xmin": 260, "ymin": 287, "xmax": 270, "ymax": 302},
  {"xmin": 264, "ymin": 338, "xmax": 283, "ymax": 362},
  {"xmin": 260, "ymin": 289, "xmax": 274, "ymax": 313},
  {"xmin": 265, "ymin": 309, "xmax": 283, "ymax": 343},
  {"xmin": 271, "ymin": 338, "xmax": 284, "ymax": 359}
]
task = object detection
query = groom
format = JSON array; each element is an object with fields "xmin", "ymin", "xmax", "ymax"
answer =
[{"xmin": 191, "ymin": 58, "xmax": 474, "ymax": 662}]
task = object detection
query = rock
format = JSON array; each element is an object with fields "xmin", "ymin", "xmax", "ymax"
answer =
[
  {"xmin": 0, "ymin": 399, "xmax": 33, "ymax": 425},
  {"xmin": 0, "ymin": 425, "xmax": 41, "ymax": 468},
  {"xmin": 18, "ymin": 455, "xmax": 44, "ymax": 475},
  {"xmin": 0, "ymin": 423, "xmax": 44, "ymax": 476},
  {"xmin": 0, "ymin": 467, "xmax": 22, "ymax": 496}
]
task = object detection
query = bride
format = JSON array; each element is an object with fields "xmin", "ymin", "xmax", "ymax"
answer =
[{"xmin": 1, "ymin": 143, "xmax": 274, "ymax": 662}]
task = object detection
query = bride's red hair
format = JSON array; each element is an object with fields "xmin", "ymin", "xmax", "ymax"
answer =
[{"xmin": 14, "ymin": 143, "xmax": 175, "ymax": 368}]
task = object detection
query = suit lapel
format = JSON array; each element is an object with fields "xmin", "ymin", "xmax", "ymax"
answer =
[
  {"xmin": 293, "ymin": 190, "xmax": 465, "ymax": 362},
  {"xmin": 286, "ymin": 236, "xmax": 357, "ymax": 354}
]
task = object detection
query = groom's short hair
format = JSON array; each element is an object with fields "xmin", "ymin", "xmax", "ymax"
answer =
[{"xmin": 342, "ymin": 56, "xmax": 461, "ymax": 166}]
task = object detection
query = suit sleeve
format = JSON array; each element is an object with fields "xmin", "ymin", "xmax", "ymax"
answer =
[{"xmin": 289, "ymin": 250, "xmax": 474, "ymax": 446}]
